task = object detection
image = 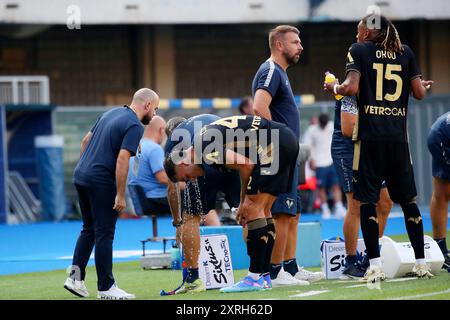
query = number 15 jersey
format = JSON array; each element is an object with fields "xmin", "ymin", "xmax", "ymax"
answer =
[{"xmin": 345, "ymin": 41, "xmax": 421, "ymax": 142}]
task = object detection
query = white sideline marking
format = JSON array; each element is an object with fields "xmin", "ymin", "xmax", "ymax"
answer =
[
  {"xmin": 344, "ymin": 277, "xmax": 417, "ymax": 288},
  {"xmin": 328, "ymin": 279, "xmax": 358, "ymax": 284},
  {"xmin": 289, "ymin": 290, "xmax": 330, "ymax": 298},
  {"xmin": 345, "ymin": 284, "xmax": 368, "ymax": 288},
  {"xmin": 386, "ymin": 277, "xmax": 417, "ymax": 282},
  {"xmin": 387, "ymin": 288, "xmax": 450, "ymax": 300}
]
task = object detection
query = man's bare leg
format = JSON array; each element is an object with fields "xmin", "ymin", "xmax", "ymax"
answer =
[
  {"xmin": 203, "ymin": 209, "xmax": 221, "ymax": 226},
  {"xmin": 430, "ymin": 177, "xmax": 450, "ymax": 258}
]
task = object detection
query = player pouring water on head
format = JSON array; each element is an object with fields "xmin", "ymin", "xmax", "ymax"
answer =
[{"xmin": 164, "ymin": 115, "xmax": 300, "ymax": 292}]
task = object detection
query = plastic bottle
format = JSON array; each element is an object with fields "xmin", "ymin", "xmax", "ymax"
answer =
[
  {"xmin": 325, "ymin": 72, "xmax": 344, "ymax": 100},
  {"xmin": 171, "ymin": 244, "xmax": 182, "ymax": 270}
]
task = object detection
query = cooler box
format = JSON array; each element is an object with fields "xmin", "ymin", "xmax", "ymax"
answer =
[{"xmin": 380, "ymin": 235, "xmax": 444, "ymax": 278}]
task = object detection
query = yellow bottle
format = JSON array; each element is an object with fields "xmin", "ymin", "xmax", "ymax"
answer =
[{"xmin": 325, "ymin": 72, "xmax": 344, "ymax": 100}]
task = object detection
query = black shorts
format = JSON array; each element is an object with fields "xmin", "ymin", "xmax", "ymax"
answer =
[
  {"xmin": 146, "ymin": 197, "xmax": 171, "ymax": 215},
  {"xmin": 183, "ymin": 165, "xmax": 240, "ymax": 215},
  {"xmin": 248, "ymin": 126, "xmax": 299, "ymax": 197},
  {"xmin": 353, "ymin": 140, "xmax": 417, "ymax": 204}
]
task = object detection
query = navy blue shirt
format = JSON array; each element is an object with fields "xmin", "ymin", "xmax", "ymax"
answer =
[
  {"xmin": 331, "ymin": 96, "xmax": 358, "ymax": 159},
  {"xmin": 164, "ymin": 114, "xmax": 220, "ymax": 155},
  {"xmin": 252, "ymin": 59, "xmax": 300, "ymax": 138},
  {"xmin": 430, "ymin": 111, "xmax": 450, "ymax": 146},
  {"xmin": 73, "ymin": 106, "xmax": 144, "ymax": 186}
]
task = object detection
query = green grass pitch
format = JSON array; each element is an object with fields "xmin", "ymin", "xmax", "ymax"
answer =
[{"xmin": 0, "ymin": 233, "xmax": 449, "ymax": 300}]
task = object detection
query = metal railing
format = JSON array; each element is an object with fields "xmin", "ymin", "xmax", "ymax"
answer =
[
  {"xmin": 8, "ymin": 171, "xmax": 41, "ymax": 223},
  {"xmin": 0, "ymin": 76, "xmax": 50, "ymax": 105}
]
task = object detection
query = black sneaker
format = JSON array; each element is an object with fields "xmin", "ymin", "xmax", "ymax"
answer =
[
  {"xmin": 360, "ymin": 255, "xmax": 370, "ymax": 272},
  {"xmin": 341, "ymin": 261, "xmax": 365, "ymax": 279},
  {"xmin": 443, "ymin": 253, "xmax": 450, "ymax": 272}
]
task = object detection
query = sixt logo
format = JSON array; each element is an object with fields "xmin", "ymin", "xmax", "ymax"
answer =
[
  {"xmin": 204, "ymin": 239, "xmax": 227, "ymax": 284},
  {"xmin": 330, "ymin": 254, "xmax": 346, "ymax": 272}
]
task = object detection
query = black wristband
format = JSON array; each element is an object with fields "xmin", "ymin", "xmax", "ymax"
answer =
[{"xmin": 172, "ymin": 220, "xmax": 183, "ymax": 227}]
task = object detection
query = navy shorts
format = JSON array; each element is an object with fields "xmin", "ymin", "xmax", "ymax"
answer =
[
  {"xmin": 316, "ymin": 164, "xmax": 339, "ymax": 189},
  {"xmin": 183, "ymin": 165, "xmax": 240, "ymax": 215},
  {"xmin": 271, "ymin": 164, "xmax": 301, "ymax": 216},
  {"xmin": 332, "ymin": 156, "xmax": 354, "ymax": 193},
  {"xmin": 427, "ymin": 130, "xmax": 450, "ymax": 181},
  {"xmin": 332, "ymin": 152, "xmax": 388, "ymax": 195}
]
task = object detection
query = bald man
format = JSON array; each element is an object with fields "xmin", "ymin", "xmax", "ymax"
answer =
[
  {"xmin": 65, "ymin": 88, "xmax": 158, "ymax": 300},
  {"xmin": 128, "ymin": 115, "xmax": 172, "ymax": 215}
]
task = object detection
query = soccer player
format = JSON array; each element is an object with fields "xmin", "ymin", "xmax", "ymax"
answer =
[
  {"xmin": 427, "ymin": 111, "xmax": 450, "ymax": 271},
  {"xmin": 252, "ymin": 25, "xmax": 323, "ymax": 286},
  {"xmin": 331, "ymin": 94, "xmax": 392, "ymax": 278},
  {"xmin": 164, "ymin": 114, "xmax": 240, "ymax": 294},
  {"xmin": 324, "ymin": 14, "xmax": 434, "ymax": 282},
  {"xmin": 164, "ymin": 115, "xmax": 300, "ymax": 292},
  {"xmin": 64, "ymin": 88, "xmax": 159, "ymax": 299}
]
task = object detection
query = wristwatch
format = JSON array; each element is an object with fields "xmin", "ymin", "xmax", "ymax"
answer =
[{"xmin": 172, "ymin": 219, "xmax": 183, "ymax": 227}]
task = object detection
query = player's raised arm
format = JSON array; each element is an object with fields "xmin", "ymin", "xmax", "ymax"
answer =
[
  {"xmin": 411, "ymin": 78, "xmax": 434, "ymax": 100},
  {"xmin": 324, "ymin": 71, "xmax": 360, "ymax": 97}
]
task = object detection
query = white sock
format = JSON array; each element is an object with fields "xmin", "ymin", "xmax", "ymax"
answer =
[
  {"xmin": 369, "ymin": 258, "xmax": 382, "ymax": 267},
  {"xmin": 416, "ymin": 258, "xmax": 426, "ymax": 265},
  {"xmin": 247, "ymin": 272, "xmax": 261, "ymax": 280}
]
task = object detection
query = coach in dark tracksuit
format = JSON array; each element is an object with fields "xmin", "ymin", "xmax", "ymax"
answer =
[{"xmin": 64, "ymin": 88, "xmax": 159, "ymax": 299}]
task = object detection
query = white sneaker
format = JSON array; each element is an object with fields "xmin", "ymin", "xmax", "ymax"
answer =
[
  {"xmin": 271, "ymin": 270, "xmax": 309, "ymax": 287},
  {"xmin": 412, "ymin": 263, "xmax": 434, "ymax": 279},
  {"xmin": 321, "ymin": 204, "xmax": 332, "ymax": 219},
  {"xmin": 97, "ymin": 283, "xmax": 136, "ymax": 300},
  {"xmin": 64, "ymin": 277, "xmax": 89, "ymax": 298},
  {"xmin": 294, "ymin": 266, "xmax": 325, "ymax": 282},
  {"xmin": 360, "ymin": 265, "xmax": 386, "ymax": 283},
  {"xmin": 334, "ymin": 205, "xmax": 347, "ymax": 219}
]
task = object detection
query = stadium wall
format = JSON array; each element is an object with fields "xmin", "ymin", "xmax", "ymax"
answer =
[{"xmin": 0, "ymin": 20, "xmax": 449, "ymax": 105}]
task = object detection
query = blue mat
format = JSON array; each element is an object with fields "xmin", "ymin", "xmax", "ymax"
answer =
[{"xmin": 0, "ymin": 209, "xmax": 439, "ymax": 275}]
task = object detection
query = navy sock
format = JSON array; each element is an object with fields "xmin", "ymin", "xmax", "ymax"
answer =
[
  {"xmin": 283, "ymin": 258, "xmax": 299, "ymax": 276},
  {"xmin": 436, "ymin": 238, "xmax": 448, "ymax": 255},
  {"xmin": 270, "ymin": 263, "xmax": 282, "ymax": 279},
  {"xmin": 186, "ymin": 268, "xmax": 199, "ymax": 283}
]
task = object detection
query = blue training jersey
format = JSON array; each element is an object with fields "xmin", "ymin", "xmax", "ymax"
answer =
[
  {"xmin": 129, "ymin": 139, "xmax": 167, "ymax": 198},
  {"xmin": 429, "ymin": 111, "xmax": 450, "ymax": 146},
  {"xmin": 331, "ymin": 96, "xmax": 358, "ymax": 159},
  {"xmin": 164, "ymin": 114, "xmax": 220, "ymax": 155},
  {"xmin": 251, "ymin": 59, "xmax": 300, "ymax": 138}
]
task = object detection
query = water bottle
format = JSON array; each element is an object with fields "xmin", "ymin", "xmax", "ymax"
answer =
[
  {"xmin": 325, "ymin": 72, "xmax": 344, "ymax": 100},
  {"xmin": 171, "ymin": 244, "xmax": 182, "ymax": 270}
]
